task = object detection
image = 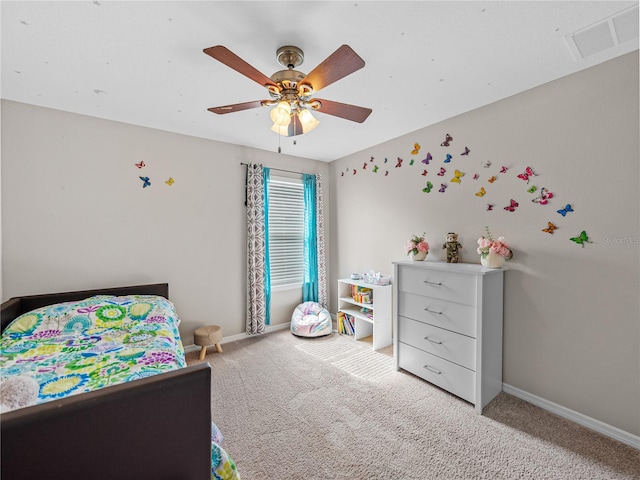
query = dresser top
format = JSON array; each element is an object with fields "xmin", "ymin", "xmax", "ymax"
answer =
[{"xmin": 393, "ymin": 260, "xmax": 505, "ymax": 275}]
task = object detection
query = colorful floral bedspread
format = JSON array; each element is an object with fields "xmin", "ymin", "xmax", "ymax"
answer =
[{"xmin": 0, "ymin": 294, "xmax": 185, "ymax": 404}]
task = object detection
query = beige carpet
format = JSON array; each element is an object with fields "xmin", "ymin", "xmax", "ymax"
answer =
[{"xmin": 187, "ymin": 330, "xmax": 639, "ymax": 479}]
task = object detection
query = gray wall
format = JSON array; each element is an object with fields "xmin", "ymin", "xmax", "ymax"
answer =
[
  {"xmin": 329, "ymin": 52, "xmax": 639, "ymax": 437},
  {"xmin": 0, "ymin": 99, "xmax": 329, "ymax": 343}
]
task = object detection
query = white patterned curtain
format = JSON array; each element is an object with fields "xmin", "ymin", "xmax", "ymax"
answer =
[
  {"xmin": 315, "ymin": 174, "xmax": 327, "ymax": 308},
  {"xmin": 246, "ymin": 163, "xmax": 267, "ymax": 335}
]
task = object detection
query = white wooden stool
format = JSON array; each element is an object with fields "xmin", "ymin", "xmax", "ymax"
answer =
[{"xmin": 194, "ymin": 325, "xmax": 223, "ymax": 361}]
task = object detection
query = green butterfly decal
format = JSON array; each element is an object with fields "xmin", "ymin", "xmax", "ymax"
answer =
[
  {"xmin": 527, "ymin": 185, "xmax": 537, "ymax": 193},
  {"xmin": 422, "ymin": 181, "xmax": 433, "ymax": 193},
  {"xmin": 570, "ymin": 231, "xmax": 592, "ymax": 247}
]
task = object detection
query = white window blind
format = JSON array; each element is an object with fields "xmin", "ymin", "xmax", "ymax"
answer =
[{"xmin": 268, "ymin": 176, "xmax": 304, "ymax": 287}]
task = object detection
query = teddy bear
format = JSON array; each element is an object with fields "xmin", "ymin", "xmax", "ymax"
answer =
[{"xmin": 442, "ymin": 232, "xmax": 462, "ymax": 263}]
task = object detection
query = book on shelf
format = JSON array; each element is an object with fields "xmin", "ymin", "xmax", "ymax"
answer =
[
  {"xmin": 349, "ymin": 284, "xmax": 373, "ymax": 304},
  {"xmin": 338, "ymin": 311, "xmax": 355, "ymax": 335}
]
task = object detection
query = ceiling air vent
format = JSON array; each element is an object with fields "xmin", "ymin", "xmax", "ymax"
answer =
[{"xmin": 564, "ymin": 4, "xmax": 639, "ymax": 60}]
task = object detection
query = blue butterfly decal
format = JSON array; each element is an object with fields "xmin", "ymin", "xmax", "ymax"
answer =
[
  {"xmin": 444, "ymin": 154, "xmax": 452, "ymax": 163},
  {"xmin": 140, "ymin": 176, "xmax": 151, "ymax": 188},
  {"xmin": 557, "ymin": 204, "xmax": 574, "ymax": 217}
]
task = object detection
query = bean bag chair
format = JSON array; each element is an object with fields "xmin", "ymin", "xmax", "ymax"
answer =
[{"xmin": 291, "ymin": 302, "xmax": 332, "ymax": 337}]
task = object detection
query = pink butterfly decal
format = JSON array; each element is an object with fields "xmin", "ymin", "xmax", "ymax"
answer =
[
  {"xmin": 341, "ymin": 172, "xmax": 344, "ymax": 177},
  {"xmin": 532, "ymin": 187, "xmax": 553, "ymax": 205},
  {"xmin": 370, "ymin": 156, "xmax": 374, "ymax": 162},
  {"xmin": 385, "ymin": 171, "xmax": 389, "ymax": 176},
  {"xmin": 500, "ymin": 166, "xmax": 508, "ymax": 174},
  {"xmin": 441, "ymin": 134, "xmax": 453, "ymax": 147},
  {"xmin": 362, "ymin": 162, "xmax": 367, "ymax": 169},
  {"xmin": 421, "ymin": 170, "xmax": 428, "ymax": 176},
  {"xmin": 353, "ymin": 169, "xmax": 357, "ymax": 175},
  {"xmin": 517, "ymin": 166, "xmax": 536, "ymax": 183},
  {"xmin": 473, "ymin": 173, "xmax": 479, "ymax": 180},
  {"xmin": 422, "ymin": 152, "xmax": 432, "ymax": 164},
  {"xmin": 135, "ymin": 161, "xmax": 146, "ymax": 169},
  {"xmin": 487, "ymin": 204, "xmax": 494, "ymax": 211},
  {"xmin": 437, "ymin": 167, "xmax": 446, "ymax": 176},
  {"xmin": 395, "ymin": 157, "xmax": 403, "ymax": 168},
  {"xmin": 439, "ymin": 184, "xmax": 447, "ymax": 193},
  {"xmin": 504, "ymin": 199, "xmax": 519, "ymax": 212},
  {"xmin": 461, "ymin": 146, "xmax": 470, "ymax": 156}
]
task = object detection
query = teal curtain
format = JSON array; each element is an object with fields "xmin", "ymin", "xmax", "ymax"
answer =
[
  {"xmin": 263, "ymin": 167, "xmax": 271, "ymax": 325},
  {"xmin": 302, "ymin": 174, "xmax": 318, "ymax": 302}
]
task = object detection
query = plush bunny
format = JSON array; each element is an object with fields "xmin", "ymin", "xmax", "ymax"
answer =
[
  {"xmin": 442, "ymin": 232, "xmax": 462, "ymax": 263},
  {"xmin": 0, "ymin": 375, "xmax": 39, "ymax": 413}
]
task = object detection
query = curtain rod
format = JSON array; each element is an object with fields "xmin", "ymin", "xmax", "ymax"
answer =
[{"xmin": 240, "ymin": 162, "xmax": 308, "ymax": 176}]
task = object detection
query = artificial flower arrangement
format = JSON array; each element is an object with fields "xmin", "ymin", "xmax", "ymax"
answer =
[
  {"xmin": 477, "ymin": 226, "xmax": 513, "ymax": 264},
  {"xmin": 406, "ymin": 233, "xmax": 430, "ymax": 257}
]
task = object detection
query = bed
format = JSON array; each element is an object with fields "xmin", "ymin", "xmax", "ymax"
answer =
[{"xmin": 0, "ymin": 283, "xmax": 239, "ymax": 480}]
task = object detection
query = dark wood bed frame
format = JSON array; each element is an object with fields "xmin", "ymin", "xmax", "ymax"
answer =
[{"xmin": 1, "ymin": 283, "xmax": 212, "ymax": 480}]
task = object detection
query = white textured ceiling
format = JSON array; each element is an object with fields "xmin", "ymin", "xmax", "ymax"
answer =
[{"xmin": 1, "ymin": 1, "xmax": 638, "ymax": 161}]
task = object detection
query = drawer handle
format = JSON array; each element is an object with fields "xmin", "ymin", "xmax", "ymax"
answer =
[
  {"xmin": 424, "ymin": 336, "xmax": 442, "ymax": 344},
  {"xmin": 424, "ymin": 307, "xmax": 443, "ymax": 315},
  {"xmin": 423, "ymin": 280, "xmax": 442, "ymax": 286},
  {"xmin": 423, "ymin": 365, "xmax": 442, "ymax": 375}
]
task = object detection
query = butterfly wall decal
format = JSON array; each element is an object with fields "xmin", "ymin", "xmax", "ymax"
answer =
[
  {"xmin": 341, "ymin": 172, "xmax": 344, "ymax": 177},
  {"xmin": 422, "ymin": 152, "xmax": 432, "ymax": 164},
  {"xmin": 353, "ymin": 169, "xmax": 357, "ymax": 175},
  {"xmin": 475, "ymin": 187, "xmax": 486, "ymax": 197},
  {"xmin": 384, "ymin": 157, "xmax": 388, "ymax": 163},
  {"xmin": 437, "ymin": 167, "xmax": 446, "ymax": 176},
  {"xmin": 395, "ymin": 157, "xmax": 403, "ymax": 168},
  {"xmin": 409, "ymin": 159, "xmax": 415, "ymax": 166},
  {"xmin": 542, "ymin": 222, "xmax": 557, "ymax": 234},
  {"xmin": 165, "ymin": 177, "xmax": 175, "ymax": 186},
  {"xmin": 373, "ymin": 165, "xmax": 379, "ymax": 173},
  {"xmin": 422, "ymin": 181, "xmax": 433, "ymax": 193},
  {"xmin": 473, "ymin": 173, "xmax": 479, "ymax": 180},
  {"xmin": 557, "ymin": 204, "xmax": 574, "ymax": 216},
  {"xmin": 461, "ymin": 146, "xmax": 470, "ymax": 156},
  {"xmin": 362, "ymin": 162, "xmax": 367, "ymax": 169},
  {"xmin": 527, "ymin": 185, "xmax": 538, "ymax": 193},
  {"xmin": 441, "ymin": 134, "xmax": 453, "ymax": 147},
  {"xmin": 439, "ymin": 184, "xmax": 447, "ymax": 193},
  {"xmin": 500, "ymin": 166, "xmax": 508, "ymax": 174},
  {"xmin": 135, "ymin": 161, "xmax": 146, "ymax": 169},
  {"xmin": 570, "ymin": 231, "xmax": 592, "ymax": 247},
  {"xmin": 488, "ymin": 176, "xmax": 497, "ymax": 183},
  {"xmin": 411, "ymin": 143, "xmax": 421, "ymax": 155},
  {"xmin": 487, "ymin": 204, "xmax": 494, "ymax": 211},
  {"xmin": 451, "ymin": 170, "xmax": 465, "ymax": 184},
  {"xmin": 444, "ymin": 154, "xmax": 452, "ymax": 163},
  {"xmin": 421, "ymin": 170, "xmax": 428, "ymax": 176},
  {"xmin": 504, "ymin": 199, "xmax": 519, "ymax": 212},
  {"xmin": 484, "ymin": 161, "xmax": 492, "ymax": 168},
  {"xmin": 385, "ymin": 171, "xmax": 389, "ymax": 176},
  {"xmin": 517, "ymin": 166, "xmax": 536, "ymax": 183},
  {"xmin": 139, "ymin": 176, "xmax": 151, "ymax": 188},
  {"xmin": 532, "ymin": 187, "xmax": 553, "ymax": 205},
  {"xmin": 370, "ymin": 156, "xmax": 374, "ymax": 162}
]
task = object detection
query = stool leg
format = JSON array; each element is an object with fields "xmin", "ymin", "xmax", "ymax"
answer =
[
  {"xmin": 199, "ymin": 346, "xmax": 207, "ymax": 361},
  {"xmin": 215, "ymin": 343, "xmax": 223, "ymax": 354}
]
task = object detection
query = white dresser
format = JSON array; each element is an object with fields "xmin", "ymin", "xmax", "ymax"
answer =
[{"xmin": 392, "ymin": 260, "xmax": 504, "ymax": 414}]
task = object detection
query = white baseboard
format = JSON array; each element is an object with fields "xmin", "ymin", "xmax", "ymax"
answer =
[
  {"xmin": 184, "ymin": 322, "xmax": 291, "ymax": 353},
  {"xmin": 502, "ymin": 383, "xmax": 639, "ymax": 450}
]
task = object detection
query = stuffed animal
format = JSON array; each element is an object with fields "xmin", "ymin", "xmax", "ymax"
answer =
[
  {"xmin": 442, "ymin": 232, "xmax": 462, "ymax": 263},
  {"xmin": 0, "ymin": 375, "xmax": 39, "ymax": 413}
]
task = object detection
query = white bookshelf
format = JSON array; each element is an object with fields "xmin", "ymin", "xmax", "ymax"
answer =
[{"xmin": 337, "ymin": 278, "xmax": 392, "ymax": 351}]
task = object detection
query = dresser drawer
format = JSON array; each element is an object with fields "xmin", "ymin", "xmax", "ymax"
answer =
[
  {"xmin": 398, "ymin": 266, "xmax": 477, "ymax": 305},
  {"xmin": 398, "ymin": 342, "xmax": 475, "ymax": 404},
  {"xmin": 398, "ymin": 316, "xmax": 476, "ymax": 370},
  {"xmin": 398, "ymin": 291, "xmax": 476, "ymax": 338}
]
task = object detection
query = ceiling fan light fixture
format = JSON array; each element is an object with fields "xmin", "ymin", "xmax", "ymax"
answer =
[
  {"xmin": 270, "ymin": 101, "xmax": 292, "ymax": 126},
  {"xmin": 298, "ymin": 108, "xmax": 319, "ymax": 133}
]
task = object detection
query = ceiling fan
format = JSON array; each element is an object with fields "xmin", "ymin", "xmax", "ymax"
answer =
[{"xmin": 203, "ymin": 44, "xmax": 372, "ymax": 137}]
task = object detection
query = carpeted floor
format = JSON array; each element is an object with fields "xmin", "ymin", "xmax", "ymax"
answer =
[{"xmin": 186, "ymin": 330, "xmax": 639, "ymax": 479}]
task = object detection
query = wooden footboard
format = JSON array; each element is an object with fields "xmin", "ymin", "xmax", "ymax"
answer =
[{"xmin": 1, "ymin": 283, "xmax": 213, "ymax": 480}]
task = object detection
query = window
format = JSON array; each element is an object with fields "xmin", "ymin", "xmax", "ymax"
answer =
[{"xmin": 267, "ymin": 176, "xmax": 304, "ymax": 287}]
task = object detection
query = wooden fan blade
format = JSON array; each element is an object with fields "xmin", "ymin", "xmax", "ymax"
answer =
[
  {"xmin": 207, "ymin": 100, "xmax": 266, "ymax": 114},
  {"xmin": 312, "ymin": 99, "xmax": 372, "ymax": 123},
  {"xmin": 298, "ymin": 45, "xmax": 365, "ymax": 93},
  {"xmin": 203, "ymin": 45, "xmax": 279, "ymax": 91}
]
